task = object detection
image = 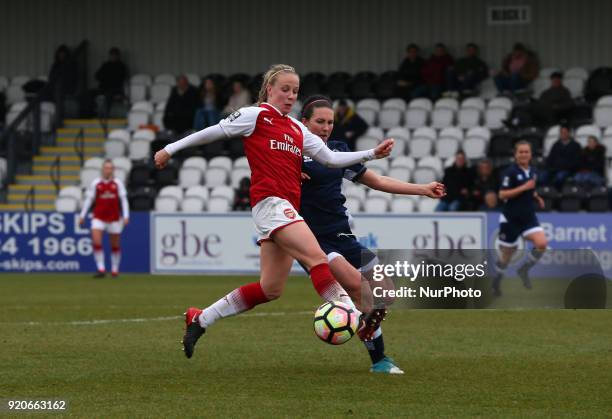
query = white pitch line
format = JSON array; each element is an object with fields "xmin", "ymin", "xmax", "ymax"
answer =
[{"xmin": 2, "ymin": 310, "xmax": 313, "ymax": 326}]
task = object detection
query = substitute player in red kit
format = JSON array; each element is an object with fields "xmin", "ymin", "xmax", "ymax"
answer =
[
  {"xmin": 79, "ymin": 159, "xmax": 129, "ymax": 278},
  {"xmin": 154, "ymin": 64, "xmax": 394, "ymax": 360}
]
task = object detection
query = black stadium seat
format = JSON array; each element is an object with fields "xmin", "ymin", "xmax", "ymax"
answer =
[
  {"xmin": 586, "ymin": 186, "xmax": 609, "ymax": 212},
  {"xmin": 326, "ymin": 72, "xmax": 351, "ymax": 99},
  {"xmin": 129, "ymin": 186, "xmax": 156, "ymax": 211},
  {"xmin": 349, "ymin": 72, "xmax": 377, "ymax": 100},
  {"xmin": 559, "ymin": 185, "xmax": 587, "ymax": 212},
  {"xmin": 489, "ymin": 134, "xmax": 515, "ymax": 157},
  {"xmin": 129, "ymin": 162, "xmax": 153, "ymax": 188},
  {"xmin": 154, "ymin": 161, "xmax": 179, "ymax": 187},
  {"xmin": 299, "ymin": 72, "xmax": 326, "ymax": 100},
  {"xmin": 536, "ymin": 186, "xmax": 559, "ymax": 212},
  {"xmin": 375, "ymin": 71, "xmax": 398, "ymax": 100}
]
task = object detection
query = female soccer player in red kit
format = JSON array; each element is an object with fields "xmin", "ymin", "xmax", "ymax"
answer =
[
  {"xmin": 79, "ymin": 159, "xmax": 129, "ymax": 278},
  {"xmin": 154, "ymin": 64, "xmax": 394, "ymax": 359}
]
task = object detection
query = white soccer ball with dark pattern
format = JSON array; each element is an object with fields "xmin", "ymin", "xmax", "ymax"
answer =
[{"xmin": 313, "ymin": 301, "xmax": 358, "ymax": 345}]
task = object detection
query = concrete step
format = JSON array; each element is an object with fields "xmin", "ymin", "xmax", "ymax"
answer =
[
  {"xmin": 8, "ymin": 184, "xmax": 59, "ymax": 194},
  {"xmin": 34, "ymin": 155, "xmax": 83, "ymax": 163},
  {"xmin": 7, "ymin": 193, "xmax": 57, "ymax": 205},
  {"xmin": 56, "ymin": 137, "xmax": 106, "ymax": 146},
  {"xmin": 63, "ymin": 118, "xmax": 127, "ymax": 128},
  {"xmin": 40, "ymin": 146, "xmax": 103, "ymax": 157},
  {"xmin": 32, "ymin": 165, "xmax": 81, "ymax": 176},
  {"xmin": 0, "ymin": 203, "xmax": 55, "ymax": 211},
  {"xmin": 15, "ymin": 174, "xmax": 79, "ymax": 186}
]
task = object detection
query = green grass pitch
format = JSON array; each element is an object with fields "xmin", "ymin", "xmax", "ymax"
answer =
[{"xmin": 1, "ymin": 274, "xmax": 611, "ymax": 418}]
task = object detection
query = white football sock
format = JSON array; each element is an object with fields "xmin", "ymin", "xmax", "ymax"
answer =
[
  {"xmin": 198, "ymin": 289, "xmax": 245, "ymax": 328},
  {"xmin": 94, "ymin": 249, "xmax": 105, "ymax": 272},
  {"xmin": 111, "ymin": 250, "xmax": 121, "ymax": 273}
]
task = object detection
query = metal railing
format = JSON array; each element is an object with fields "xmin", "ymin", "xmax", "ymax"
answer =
[
  {"xmin": 73, "ymin": 128, "xmax": 85, "ymax": 167},
  {"xmin": 0, "ymin": 40, "xmax": 89, "ymax": 194},
  {"xmin": 50, "ymin": 155, "xmax": 61, "ymax": 193},
  {"xmin": 24, "ymin": 186, "xmax": 35, "ymax": 212}
]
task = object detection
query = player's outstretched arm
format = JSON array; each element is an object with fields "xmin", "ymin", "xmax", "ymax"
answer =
[
  {"xmin": 154, "ymin": 125, "xmax": 227, "ymax": 169},
  {"xmin": 358, "ymin": 169, "xmax": 446, "ymax": 198},
  {"xmin": 310, "ymin": 139, "xmax": 394, "ymax": 168}
]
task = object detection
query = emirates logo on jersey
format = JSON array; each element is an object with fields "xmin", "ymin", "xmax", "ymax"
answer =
[
  {"xmin": 284, "ymin": 208, "xmax": 296, "ymax": 219},
  {"xmin": 269, "ymin": 139, "xmax": 301, "ymax": 157}
]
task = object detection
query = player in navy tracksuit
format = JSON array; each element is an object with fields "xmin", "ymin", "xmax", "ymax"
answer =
[
  {"xmin": 300, "ymin": 95, "xmax": 445, "ymax": 374},
  {"xmin": 492, "ymin": 140, "xmax": 548, "ymax": 296}
]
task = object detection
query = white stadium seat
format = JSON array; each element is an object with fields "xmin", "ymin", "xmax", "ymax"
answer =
[
  {"xmin": 80, "ymin": 168, "xmax": 99, "ymax": 188},
  {"xmin": 150, "ymin": 83, "xmax": 172, "ymax": 104},
  {"xmin": 129, "ymin": 84, "xmax": 148, "ymax": 102},
  {"xmin": 205, "ymin": 167, "xmax": 229, "ymax": 187},
  {"xmin": 109, "ymin": 129, "xmax": 131, "ymax": 144},
  {"xmin": 181, "ymin": 196, "xmax": 205, "ymax": 212},
  {"xmin": 378, "ymin": 108, "xmax": 402, "ymax": 130},
  {"xmin": 434, "ymin": 98, "xmax": 459, "ymax": 111},
  {"xmin": 412, "ymin": 126, "xmax": 436, "ymax": 141},
  {"xmin": 461, "ymin": 97, "xmax": 486, "ymax": 111},
  {"xmin": 430, "ymin": 108, "xmax": 454, "ymax": 129},
  {"xmin": 355, "ymin": 137, "xmax": 379, "ymax": 151},
  {"xmin": 344, "ymin": 197, "xmax": 362, "ymax": 213},
  {"xmin": 158, "ymin": 185, "xmax": 184, "ymax": 201},
  {"xmin": 364, "ymin": 197, "xmax": 389, "ymax": 213},
  {"xmin": 417, "ymin": 196, "xmax": 438, "ymax": 213},
  {"xmin": 439, "ymin": 127, "xmax": 463, "ymax": 140},
  {"xmin": 185, "ymin": 185, "xmax": 209, "ymax": 201},
  {"xmin": 418, "ymin": 156, "xmax": 444, "ymax": 178},
  {"xmin": 179, "ymin": 167, "xmax": 203, "ymax": 188},
  {"xmin": 387, "ymin": 167, "xmax": 411, "ymax": 182},
  {"xmin": 104, "ymin": 139, "xmax": 126, "ymax": 158},
  {"xmin": 408, "ymin": 137, "xmax": 433, "ymax": 158},
  {"xmin": 112, "ymin": 157, "xmax": 132, "ymax": 174},
  {"xmin": 484, "ymin": 108, "xmax": 508, "ymax": 129},
  {"xmin": 408, "ymin": 98, "xmax": 433, "ymax": 112},
  {"xmin": 564, "ymin": 67, "xmax": 588, "ymax": 80},
  {"xmin": 183, "ymin": 156, "xmax": 207, "ymax": 173},
  {"xmin": 131, "ymin": 74, "xmax": 152, "ymax": 86},
  {"xmin": 382, "ymin": 98, "xmax": 406, "ymax": 111},
  {"xmin": 356, "ymin": 108, "xmax": 377, "ymax": 126},
  {"xmin": 154, "ymin": 74, "xmax": 176, "ymax": 85},
  {"xmin": 55, "ymin": 196, "xmax": 79, "ymax": 213},
  {"xmin": 463, "ymin": 137, "xmax": 487, "ymax": 159},
  {"xmin": 230, "ymin": 168, "xmax": 251, "ymax": 188},
  {"xmin": 488, "ymin": 97, "xmax": 513, "ymax": 112},
  {"xmin": 208, "ymin": 156, "xmax": 232, "ymax": 173},
  {"xmin": 207, "ymin": 197, "xmax": 231, "ymax": 212},
  {"xmin": 84, "ymin": 157, "xmax": 105, "ymax": 170},
  {"xmin": 128, "ymin": 111, "xmax": 151, "ymax": 131},
  {"xmin": 435, "ymin": 137, "xmax": 460, "ymax": 159},
  {"xmin": 155, "ymin": 196, "xmax": 180, "ymax": 213},
  {"xmin": 466, "ymin": 126, "xmax": 491, "ymax": 141},
  {"xmin": 457, "ymin": 108, "xmax": 481, "ymax": 128},
  {"xmin": 391, "ymin": 197, "xmax": 416, "ymax": 213},
  {"xmin": 128, "ymin": 140, "xmax": 151, "ymax": 160},
  {"xmin": 390, "ymin": 155, "xmax": 416, "ymax": 170},
  {"xmin": 233, "ymin": 156, "xmax": 250, "ymax": 169},
  {"xmin": 386, "ymin": 127, "xmax": 410, "ymax": 142},
  {"xmin": 59, "ymin": 186, "xmax": 83, "ymax": 202},
  {"xmin": 131, "ymin": 101, "xmax": 154, "ymax": 114},
  {"xmin": 132, "ymin": 129, "xmax": 156, "ymax": 142},
  {"xmin": 412, "ymin": 167, "xmax": 438, "ymax": 184},
  {"xmin": 404, "ymin": 108, "xmax": 428, "ymax": 129},
  {"xmin": 356, "ymin": 98, "xmax": 381, "ymax": 112}
]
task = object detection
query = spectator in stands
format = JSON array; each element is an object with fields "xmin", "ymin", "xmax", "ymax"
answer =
[
  {"xmin": 446, "ymin": 43, "xmax": 488, "ymax": 97},
  {"xmin": 494, "ymin": 43, "xmax": 539, "ymax": 94},
  {"xmin": 85, "ymin": 47, "xmax": 128, "ymax": 117},
  {"xmin": 574, "ymin": 136, "xmax": 606, "ymax": 187},
  {"xmin": 396, "ymin": 43, "xmax": 425, "ymax": 100},
  {"xmin": 232, "ymin": 177, "xmax": 251, "ymax": 211},
  {"xmin": 329, "ymin": 99, "xmax": 368, "ymax": 150},
  {"xmin": 163, "ymin": 75, "xmax": 199, "ymax": 134},
  {"xmin": 435, "ymin": 150, "xmax": 474, "ymax": 211},
  {"xmin": 223, "ymin": 80, "xmax": 251, "ymax": 116},
  {"xmin": 414, "ymin": 43, "xmax": 454, "ymax": 101},
  {"xmin": 531, "ymin": 72, "xmax": 574, "ymax": 127},
  {"xmin": 48, "ymin": 44, "xmax": 78, "ymax": 101},
  {"xmin": 480, "ymin": 190, "xmax": 501, "ymax": 211},
  {"xmin": 194, "ymin": 77, "xmax": 223, "ymax": 130},
  {"xmin": 544, "ymin": 124, "xmax": 581, "ymax": 189},
  {"xmin": 470, "ymin": 159, "xmax": 498, "ymax": 210}
]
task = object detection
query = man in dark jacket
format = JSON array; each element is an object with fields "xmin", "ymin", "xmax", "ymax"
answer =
[
  {"xmin": 330, "ymin": 100, "xmax": 368, "ymax": 150},
  {"xmin": 95, "ymin": 47, "xmax": 128, "ymax": 98},
  {"xmin": 396, "ymin": 44, "xmax": 425, "ymax": 100},
  {"xmin": 532, "ymin": 72, "xmax": 574, "ymax": 127},
  {"xmin": 447, "ymin": 43, "xmax": 489, "ymax": 96},
  {"xmin": 470, "ymin": 159, "xmax": 498, "ymax": 210},
  {"xmin": 163, "ymin": 75, "xmax": 200, "ymax": 134},
  {"xmin": 86, "ymin": 47, "xmax": 129, "ymax": 117},
  {"xmin": 545, "ymin": 125, "xmax": 582, "ymax": 189},
  {"xmin": 435, "ymin": 151, "xmax": 474, "ymax": 211}
]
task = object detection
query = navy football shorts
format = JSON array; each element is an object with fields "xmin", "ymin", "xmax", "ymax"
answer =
[{"xmin": 498, "ymin": 214, "xmax": 543, "ymax": 247}]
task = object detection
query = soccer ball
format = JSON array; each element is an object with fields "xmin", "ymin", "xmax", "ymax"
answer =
[{"xmin": 313, "ymin": 301, "xmax": 359, "ymax": 345}]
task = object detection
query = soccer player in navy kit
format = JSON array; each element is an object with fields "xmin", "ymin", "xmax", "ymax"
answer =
[
  {"xmin": 300, "ymin": 95, "xmax": 445, "ymax": 374},
  {"xmin": 493, "ymin": 141, "xmax": 548, "ymax": 296}
]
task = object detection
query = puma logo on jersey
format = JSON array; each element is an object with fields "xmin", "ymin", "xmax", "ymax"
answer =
[{"xmin": 263, "ymin": 117, "xmax": 273, "ymax": 125}]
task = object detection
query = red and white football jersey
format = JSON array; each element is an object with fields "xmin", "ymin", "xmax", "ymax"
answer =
[
  {"xmin": 219, "ymin": 103, "xmax": 325, "ymax": 209},
  {"xmin": 80, "ymin": 178, "xmax": 129, "ymax": 222}
]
